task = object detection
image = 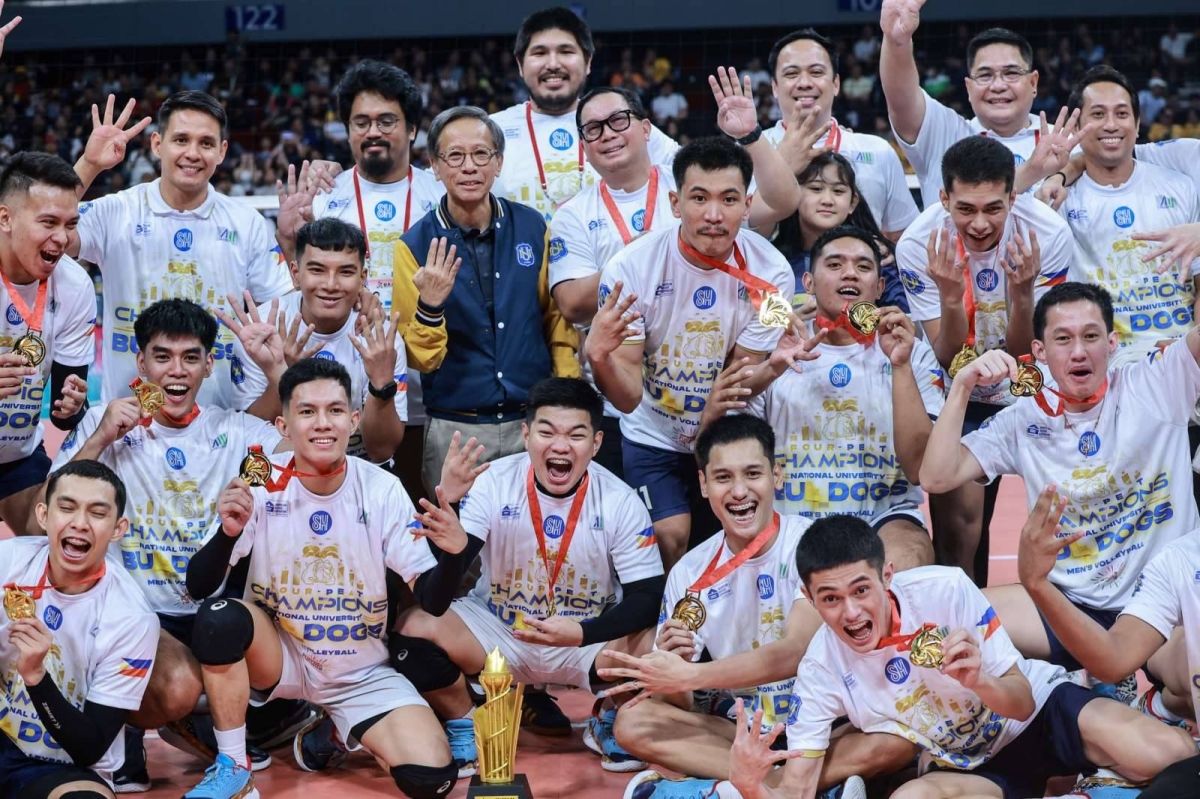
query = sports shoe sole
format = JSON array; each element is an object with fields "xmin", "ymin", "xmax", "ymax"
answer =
[
  {"xmin": 622, "ymin": 770, "xmax": 663, "ymax": 799},
  {"xmin": 160, "ymin": 723, "xmax": 272, "ymax": 773},
  {"xmin": 839, "ymin": 775, "xmax": 867, "ymax": 799},
  {"xmin": 582, "ymin": 721, "xmax": 647, "ymax": 773},
  {"xmin": 112, "ymin": 776, "xmax": 151, "ymax": 794},
  {"xmin": 292, "ymin": 711, "xmax": 347, "ymax": 773},
  {"xmin": 250, "ymin": 703, "xmax": 321, "ymax": 751}
]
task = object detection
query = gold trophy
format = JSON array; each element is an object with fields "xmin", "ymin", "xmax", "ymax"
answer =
[{"xmin": 468, "ymin": 648, "xmax": 533, "ymax": 798}]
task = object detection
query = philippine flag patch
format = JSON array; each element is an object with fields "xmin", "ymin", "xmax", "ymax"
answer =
[
  {"xmin": 976, "ymin": 607, "xmax": 1001, "ymax": 641},
  {"xmin": 635, "ymin": 526, "xmax": 657, "ymax": 549},
  {"xmin": 119, "ymin": 658, "xmax": 153, "ymax": 678}
]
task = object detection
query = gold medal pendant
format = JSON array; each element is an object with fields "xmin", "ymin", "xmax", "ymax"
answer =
[
  {"xmin": 847, "ymin": 302, "xmax": 879, "ymax": 336},
  {"xmin": 1010, "ymin": 361, "xmax": 1045, "ymax": 398},
  {"xmin": 130, "ymin": 378, "xmax": 166, "ymax": 417},
  {"xmin": 239, "ymin": 448, "xmax": 273, "ymax": 487},
  {"xmin": 12, "ymin": 333, "xmax": 45, "ymax": 368},
  {"xmin": 947, "ymin": 346, "xmax": 978, "ymax": 379},
  {"xmin": 671, "ymin": 595, "xmax": 707, "ymax": 632},
  {"xmin": 757, "ymin": 291, "xmax": 793, "ymax": 329},
  {"xmin": 3, "ymin": 587, "xmax": 34, "ymax": 621},
  {"xmin": 909, "ymin": 626, "xmax": 946, "ymax": 669}
]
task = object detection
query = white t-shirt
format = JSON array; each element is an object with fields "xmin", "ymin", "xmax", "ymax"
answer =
[
  {"xmin": 77, "ymin": 180, "xmax": 295, "ymax": 407},
  {"xmin": 1120, "ymin": 533, "xmax": 1200, "ymax": 722},
  {"xmin": 459, "ymin": 452, "xmax": 662, "ymax": 625},
  {"xmin": 0, "ymin": 538, "xmax": 158, "ymax": 781},
  {"xmin": 212, "ymin": 455, "xmax": 436, "ymax": 686},
  {"xmin": 1137, "ymin": 139, "xmax": 1200, "ymax": 197},
  {"xmin": 0, "ymin": 257, "xmax": 96, "ymax": 464},
  {"xmin": 1061, "ymin": 162, "xmax": 1200, "ymax": 366},
  {"xmin": 51, "ymin": 404, "xmax": 283, "ymax": 615},
  {"xmin": 896, "ymin": 194, "xmax": 1073, "ymax": 405},
  {"xmin": 962, "ymin": 340, "xmax": 1200, "ymax": 611},
  {"xmin": 762, "ymin": 338, "xmax": 945, "ymax": 519},
  {"xmin": 599, "ymin": 228, "xmax": 795, "ymax": 452},
  {"xmin": 491, "ymin": 102, "xmax": 680, "ymax": 221},
  {"xmin": 230, "ymin": 292, "xmax": 408, "ymax": 462},
  {"xmin": 787, "ymin": 566, "xmax": 1066, "ymax": 770},
  {"xmin": 657, "ymin": 514, "xmax": 811, "ymax": 727},
  {"xmin": 764, "ymin": 121, "xmax": 920, "ymax": 234}
]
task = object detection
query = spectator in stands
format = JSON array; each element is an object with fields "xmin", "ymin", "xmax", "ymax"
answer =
[
  {"xmin": 1138, "ymin": 76, "xmax": 1169, "ymax": 129},
  {"xmin": 1159, "ymin": 22, "xmax": 1193, "ymax": 65},
  {"xmin": 650, "ymin": 80, "xmax": 688, "ymax": 126},
  {"xmin": 853, "ymin": 24, "xmax": 881, "ymax": 64}
]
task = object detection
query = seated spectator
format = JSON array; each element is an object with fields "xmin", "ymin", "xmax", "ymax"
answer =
[{"xmin": 650, "ymin": 79, "xmax": 688, "ymax": 125}]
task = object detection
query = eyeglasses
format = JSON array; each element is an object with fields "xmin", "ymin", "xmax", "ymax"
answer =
[
  {"xmin": 350, "ymin": 114, "xmax": 401, "ymax": 135},
  {"xmin": 437, "ymin": 148, "xmax": 498, "ymax": 168},
  {"xmin": 579, "ymin": 110, "xmax": 641, "ymax": 142},
  {"xmin": 968, "ymin": 68, "xmax": 1032, "ymax": 86}
]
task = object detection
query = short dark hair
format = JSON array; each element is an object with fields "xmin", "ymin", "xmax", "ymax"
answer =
[
  {"xmin": 333, "ymin": 59, "xmax": 424, "ymax": 133},
  {"xmin": 1068, "ymin": 65, "xmax": 1140, "ymax": 124},
  {"xmin": 941, "ymin": 136, "xmax": 1015, "ymax": 195},
  {"xmin": 768, "ymin": 28, "xmax": 838, "ymax": 79},
  {"xmin": 525, "ymin": 377, "xmax": 604, "ymax": 432},
  {"xmin": 280, "ymin": 358, "xmax": 353, "ymax": 408},
  {"xmin": 796, "ymin": 515, "xmax": 885, "ymax": 587},
  {"xmin": 695, "ymin": 414, "xmax": 774, "ymax": 473},
  {"xmin": 576, "ymin": 86, "xmax": 647, "ymax": 131},
  {"xmin": 0, "ymin": 152, "xmax": 82, "ymax": 202},
  {"xmin": 810, "ymin": 225, "xmax": 882, "ymax": 272},
  {"xmin": 134, "ymin": 298, "xmax": 217, "ymax": 352},
  {"xmin": 514, "ymin": 7, "xmax": 595, "ymax": 63},
  {"xmin": 672, "ymin": 136, "xmax": 754, "ymax": 193},
  {"xmin": 47, "ymin": 459, "xmax": 127, "ymax": 518},
  {"xmin": 1033, "ymin": 282, "xmax": 1115, "ymax": 340},
  {"xmin": 296, "ymin": 218, "xmax": 367, "ymax": 265},
  {"xmin": 158, "ymin": 91, "xmax": 227, "ymax": 140},
  {"xmin": 966, "ymin": 28, "xmax": 1034, "ymax": 71}
]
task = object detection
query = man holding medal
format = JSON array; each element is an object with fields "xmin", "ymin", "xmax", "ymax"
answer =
[{"xmin": 0, "ymin": 153, "xmax": 95, "ymax": 538}]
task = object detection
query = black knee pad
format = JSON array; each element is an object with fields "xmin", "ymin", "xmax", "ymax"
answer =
[
  {"xmin": 388, "ymin": 634, "xmax": 461, "ymax": 692},
  {"xmin": 390, "ymin": 762, "xmax": 457, "ymax": 798},
  {"xmin": 191, "ymin": 598, "xmax": 255, "ymax": 666}
]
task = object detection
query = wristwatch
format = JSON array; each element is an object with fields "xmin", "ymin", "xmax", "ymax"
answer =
[
  {"xmin": 368, "ymin": 380, "xmax": 398, "ymax": 402},
  {"xmin": 734, "ymin": 125, "xmax": 763, "ymax": 146}
]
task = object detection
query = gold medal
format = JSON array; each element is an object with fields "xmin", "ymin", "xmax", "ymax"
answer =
[
  {"xmin": 239, "ymin": 446, "xmax": 273, "ymax": 488},
  {"xmin": 12, "ymin": 333, "xmax": 45, "ymax": 368},
  {"xmin": 130, "ymin": 378, "xmax": 166, "ymax": 417},
  {"xmin": 909, "ymin": 626, "xmax": 946, "ymax": 669},
  {"xmin": 3, "ymin": 587, "xmax": 34, "ymax": 621},
  {"xmin": 671, "ymin": 594, "xmax": 707, "ymax": 632},
  {"xmin": 847, "ymin": 302, "xmax": 879, "ymax": 336},
  {"xmin": 757, "ymin": 291, "xmax": 793, "ymax": 329},
  {"xmin": 1010, "ymin": 361, "xmax": 1045, "ymax": 398},
  {"xmin": 947, "ymin": 345, "xmax": 978, "ymax": 379}
]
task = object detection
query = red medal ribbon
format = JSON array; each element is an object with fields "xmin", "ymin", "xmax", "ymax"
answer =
[
  {"xmin": 6, "ymin": 562, "xmax": 107, "ymax": 600},
  {"xmin": 814, "ymin": 301, "xmax": 876, "ymax": 345},
  {"xmin": 0, "ymin": 270, "xmax": 48, "ymax": 333},
  {"xmin": 677, "ymin": 233, "xmax": 782, "ymax": 317},
  {"xmin": 780, "ymin": 117, "xmax": 842, "ymax": 153},
  {"xmin": 1018, "ymin": 355, "xmax": 1109, "ymax": 417},
  {"xmin": 875, "ymin": 592, "xmax": 937, "ymax": 651},
  {"xmin": 955, "ymin": 236, "xmax": 979, "ymax": 350},
  {"xmin": 599, "ymin": 168, "xmax": 658, "ymax": 245},
  {"xmin": 686, "ymin": 512, "xmax": 781, "ymax": 595},
  {"xmin": 526, "ymin": 466, "xmax": 589, "ymax": 616},
  {"xmin": 353, "ymin": 165, "xmax": 414, "ymax": 261},
  {"xmin": 266, "ymin": 456, "xmax": 349, "ymax": 492},
  {"xmin": 526, "ymin": 101, "xmax": 584, "ymax": 201}
]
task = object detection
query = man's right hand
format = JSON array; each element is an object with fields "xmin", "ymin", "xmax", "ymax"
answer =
[
  {"xmin": 0, "ymin": 352, "xmax": 37, "ymax": 400},
  {"xmin": 1017, "ymin": 484, "xmax": 1077, "ymax": 589},
  {"xmin": 926, "ymin": 224, "xmax": 967, "ymax": 297},
  {"xmin": 438, "ymin": 431, "xmax": 490, "ymax": 504},
  {"xmin": 587, "ymin": 281, "xmax": 643, "ymax": 360},
  {"xmin": 217, "ymin": 478, "xmax": 254, "ymax": 537},
  {"xmin": 954, "ymin": 349, "xmax": 1018, "ymax": 392},
  {"xmin": 412, "ymin": 237, "xmax": 461, "ymax": 308},
  {"xmin": 97, "ymin": 396, "xmax": 143, "ymax": 442},
  {"xmin": 881, "ymin": 0, "xmax": 926, "ymax": 44},
  {"xmin": 1035, "ymin": 173, "xmax": 1069, "ymax": 211},
  {"xmin": 0, "ymin": 2, "xmax": 22, "ymax": 61},
  {"xmin": 275, "ymin": 161, "xmax": 317, "ymax": 244},
  {"xmin": 655, "ymin": 618, "xmax": 697, "ymax": 661}
]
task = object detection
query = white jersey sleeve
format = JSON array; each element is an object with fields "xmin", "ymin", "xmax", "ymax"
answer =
[
  {"xmin": 598, "ymin": 255, "xmax": 646, "ymax": 342},
  {"xmin": 548, "ymin": 199, "xmax": 599, "ymax": 288},
  {"xmin": 878, "ymin": 144, "xmax": 921, "ymax": 233},
  {"xmin": 960, "ymin": 403, "xmax": 1021, "ymax": 482},
  {"xmin": 86, "ymin": 607, "xmax": 160, "ymax": 710},
  {"xmin": 75, "ymin": 193, "xmax": 121, "ymax": 265},
  {"xmin": 243, "ymin": 212, "xmax": 293, "ymax": 302},
  {"xmin": 604, "ymin": 485, "xmax": 662, "ymax": 585},
  {"xmin": 1126, "ymin": 338, "xmax": 1200, "ymax": 426},
  {"xmin": 912, "ymin": 340, "xmax": 947, "ymax": 417},
  {"xmin": 786, "ymin": 646, "xmax": 848, "ymax": 752},
  {"xmin": 49, "ymin": 407, "xmax": 103, "ymax": 470},
  {"xmin": 654, "ymin": 556, "xmax": 690, "ymax": 647},
  {"xmin": 51, "ymin": 264, "xmax": 98, "ymax": 367},
  {"xmin": 458, "ymin": 468, "xmax": 498, "ymax": 544},
  {"xmin": 1120, "ymin": 543, "xmax": 1183, "ymax": 641},
  {"xmin": 383, "ymin": 488, "xmax": 437, "ymax": 583},
  {"xmin": 892, "ymin": 92, "xmax": 971, "ymax": 205},
  {"xmin": 227, "ymin": 498, "xmax": 264, "ymax": 564},
  {"xmin": 1137, "ymin": 139, "xmax": 1200, "ymax": 194},
  {"xmin": 895, "ymin": 213, "xmax": 941, "ymax": 323},
  {"xmin": 952, "ymin": 569, "xmax": 1020, "ymax": 678},
  {"xmin": 648, "ymin": 126, "xmax": 681, "ymax": 166}
]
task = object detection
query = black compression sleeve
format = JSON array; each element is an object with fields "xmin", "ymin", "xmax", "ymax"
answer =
[
  {"xmin": 26, "ymin": 677, "xmax": 127, "ymax": 766},
  {"xmin": 48, "ymin": 362, "xmax": 89, "ymax": 431},
  {"xmin": 578, "ymin": 574, "xmax": 666, "ymax": 647},
  {"xmin": 412, "ymin": 534, "xmax": 485, "ymax": 617},
  {"xmin": 186, "ymin": 528, "xmax": 239, "ymax": 600}
]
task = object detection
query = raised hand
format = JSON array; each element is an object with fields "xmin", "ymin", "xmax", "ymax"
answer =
[
  {"xmin": 709, "ymin": 67, "xmax": 758, "ymax": 140},
  {"xmin": 412, "ymin": 237, "xmax": 461, "ymax": 308},
  {"xmin": 954, "ymin": 349, "xmax": 1018, "ymax": 392},
  {"xmin": 1017, "ymin": 484, "xmax": 1076, "ymax": 588},
  {"xmin": 275, "ymin": 161, "xmax": 317, "ymax": 244},
  {"xmin": 0, "ymin": 352, "xmax": 37, "ymax": 400},
  {"xmin": 413, "ymin": 485, "xmax": 469, "ymax": 554},
  {"xmin": 1035, "ymin": 173, "xmax": 1069, "ymax": 211},
  {"xmin": 769, "ymin": 324, "xmax": 827, "ymax": 375},
  {"xmin": 0, "ymin": 3, "xmax": 22, "ymax": 62},
  {"xmin": 217, "ymin": 477, "xmax": 254, "ymax": 537},
  {"xmin": 587, "ymin": 281, "xmax": 643, "ymax": 360},
  {"xmin": 700, "ymin": 356, "xmax": 754, "ymax": 429},
  {"xmin": 1133, "ymin": 223, "xmax": 1200, "ymax": 288},
  {"xmin": 216, "ymin": 292, "xmax": 285, "ymax": 373},
  {"xmin": 51, "ymin": 374, "xmax": 89, "ymax": 420},
  {"xmin": 939, "ymin": 628, "xmax": 983, "ymax": 689},
  {"xmin": 926, "ymin": 224, "xmax": 967, "ymax": 296},
  {"xmin": 728, "ymin": 699, "xmax": 807, "ymax": 799},
  {"xmin": 1025, "ymin": 107, "xmax": 1094, "ymax": 184},
  {"xmin": 1000, "ymin": 223, "xmax": 1041, "ymax": 294},
  {"xmin": 876, "ymin": 307, "xmax": 916, "ymax": 366},
  {"xmin": 10, "ymin": 617, "xmax": 52, "ymax": 686},
  {"xmin": 96, "ymin": 396, "xmax": 143, "ymax": 442},
  {"xmin": 350, "ymin": 310, "xmax": 401, "ymax": 389},
  {"xmin": 277, "ymin": 311, "xmax": 322, "ymax": 367},
  {"xmin": 777, "ymin": 101, "xmax": 834, "ymax": 176},
  {"xmin": 82, "ymin": 95, "xmax": 152, "ymax": 175},
  {"xmin": 438, "ymin": 430, "xmax": 490, "ymax": 504},
  {"xmin": 881, "ymin": 0, "xmax": 927, "ymax": 44}
]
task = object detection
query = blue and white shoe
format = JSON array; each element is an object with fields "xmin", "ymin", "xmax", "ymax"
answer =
[
  {"xmin": 622, "ymin": 770, "xmax": 739, "ymax": 799},
  {"xmin": 182, "ymin": 753, "xmax": 259, "ymax": 799},
  {"xmin": 1090, "ymin": 673, "xmax": 1139, "ymax": 705},
  {"xmin": 819, "ymin": 775, "xmax": 867, "ymax": 799},
  {"xmin": 446, "ymin": 717, "xmax": 478, "ymax": 778},
  {"xmin": 583, "ymin": 705, "xmax": 646, "ymax": 773},
  {"xmin": 293, "ymin": 710, "xmax": 347, "ymax": 773},
  {"xmin": 1048, "ymin": 771, "xmax": 1144, "ymax": 798},
  {"xmin": 1135, "ymin": 687, "xmax": 1192, "ymax": 730}
]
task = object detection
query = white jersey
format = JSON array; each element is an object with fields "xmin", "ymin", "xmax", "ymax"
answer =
[
  {"xmin": 0, "ymin": 257, "xmax": 95, "ymax": 464},
  {"xmin": 762, "ymin": 338, "xmax": 945, "ymax": 519},
  {"xmin": 1137, "ymin": 139, "xmax": 1200, "ymax": 196},
  {"xmin": 0, "ymin": 538, "xmax": 158, "ymax": 781},
  {"xmin": 491, "ymin": 102, "xmax": 680, "ymax": 221},
  {"xmin": 230, "ymin": 292, "xmax": 408, "ymax": 462},
  {"xmin": 962, "ymin": 340, "xmax": 1200, "ymax": 611},
  {"xmin": 1121, "ymin": 533, "xmax": 1200, "ymax": 722},
  {"xmin": 893, "ymin": 92, "xmax": 1042, "ymax": 206},
  {"xmin": 599, "ymin": 228, "xmax": 794, "ymax": 452},
  {"xmin": 1061, "ymin": 162, "xmax": 1200, "ymax": 366},
  {"xmin": 896, "ymin": 194, "xmax": 1072, "ymax": 405},
  {"xmin": 459, "ymin": 452, "xmax": 662, "ymax": 625},
  {"xmin": 215, "ymin": 455, "xmax": 436, "ymax": 686},
  {"xmin": 77, "ymin": 180, "xmax": 294, "ymax": 408},
  {"xmin": 764, "ymin": 121, "xmax": 919, "ymax": 233},
  {"xmin": 51, "ymin": 404, "xmax": 283, "ymax": 615},
  {"xmin": 657, "ymin": 515, "xmax": 811, "ymax": 727},
  {"xmin": 787, "ymin": 566, "xmax": 1066, "ymax": 770}
]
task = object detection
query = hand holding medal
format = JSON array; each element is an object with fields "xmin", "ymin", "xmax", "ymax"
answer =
[
  {"xmin": 240, "ymin": 445, "xmax": 273, "ymax": 487},
  {"xmin": 936, "ymin": 628, "xmax": 987, "ymax": 690},
  {"xmin": 129, "ymin": 377, "xmax": 166, "ymax": 418},
  {"xmin": 0, "ymin": 268, "xmax": 48, "ymax": 368}
]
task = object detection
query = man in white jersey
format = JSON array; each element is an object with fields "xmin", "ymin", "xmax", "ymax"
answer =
[
  {"xmin": 0, "ymin": 460, "xmax": 158, "ymax": 799},
  {"xmin": 181, "ymin": 358, "xmax": 466, "ymax": 799},
  {"xmin": 234, "ymin": 218, "xmax": 408, "ymax": 463},
  {"xmin": 753, "ymin": 226, "xmax": 939, "ymax": 571},
  {"xmin": 393, "ymin": 378, "xmax": 664, "ymax": 776},
  {"xmin": 68, "ymin": 90, "xmax": 294, "ymax": 408},
  {"xmin": 921, "ymin": 283, "xmax": 1200, "ymax": 685},
  {"xmin": 724, "ymin": 514, "xmax": 1193, "ymax": 799},
  {"xmin": 491, "ymin": 7, "xmax": 679, "ymax": 220},
  {"xmin": 590, "ymin": 137, "xmax": 795, "ymax": 568},
  {"xmin": 0, "ymin": 153, "xmax": 95, "ymax": 537},
  {"xmin": 1057, "ymin": 66, "xmax": 1200, "ymax": 366},
  {"xmin": 763, "ymin": 28, "xmax": 919, "ymax": 240},
  {"xmin": 897, "ymin": 134, "xmax": 1072, "ymax": 583}
]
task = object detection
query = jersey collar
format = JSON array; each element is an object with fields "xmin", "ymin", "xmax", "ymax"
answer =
[
  {"xmin": 147, "ymin": 178, "xmax": 217, "ymax": 219},
  {"xmin": 967, "ymin": 114, "xmax": 1040, "ymax": 140}
]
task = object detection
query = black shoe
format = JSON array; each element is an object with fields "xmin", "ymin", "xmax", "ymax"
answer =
[
  {"xmin": 521, "ymin": 689, "xmax": 571, "ymax": 737},
  {"xmin": 247, "ymin": 700, "xmax": 320, "ymax": 751},
  {"xmin": 112, "ymin": 727, "xmax": 150, "ymax": 793}
]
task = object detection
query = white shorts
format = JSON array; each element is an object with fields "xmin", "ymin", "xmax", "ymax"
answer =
[
  {"xmin": 451, "ymin": 597, "xmax": 605, "ymax": 691},
  {"xmin": 869, "ymin": 502, "xmax": 928, "ymax": 533},
  {"xmin": 252, "ymin": 631, "xmax": 428, "ymax": 750}
]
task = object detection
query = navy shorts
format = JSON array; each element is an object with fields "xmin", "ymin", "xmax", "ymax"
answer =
[
  {"xmin": 1035, "ymin": 589, "xmax": 1119, "ymax": 672},
  {"xmin": 0, "ymin": 444, "xmax": 51, "ymax": 502},
  {"xmin": 594, "ymin": 415, "xmax": 625, "ymax": 480},
  {"xmin": 962, "ymin": 400, "xmax": 1003, "ymax": 435},
  {"xmin": 158, "ymin": 611, "xmax": 196, "ymax": 646},
  {"xmin": 622, "ymin": 439, "xmax": 700, "ymax": 523},
  {"xmin": 0, "ymin": 730, "xmax": 106, "ymax": 797}
]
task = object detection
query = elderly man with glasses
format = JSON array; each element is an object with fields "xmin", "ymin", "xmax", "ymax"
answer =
[{"xmin": 392, "ymin": 106, "xmax": 580, "ymax": 494}]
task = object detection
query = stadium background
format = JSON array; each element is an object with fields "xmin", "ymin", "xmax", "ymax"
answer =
[{"xmin": 1, "ymin": 0, "xmax": 1198, "ymax": 795}]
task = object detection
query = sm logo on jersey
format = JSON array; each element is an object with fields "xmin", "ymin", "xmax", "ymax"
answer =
[
  {"xmin": 975, "ymin": 268, "xmax": 999, "ymax": 292},
  {"xmin": 885, "ymin": 657, "xmax": 911, "ymax": 685},
  {"xmin": 543, "ymin": 515, "xmax": 565, "ymax": 539},
  {"xmin": 314, "ymin": 350, "xmax": 335, "ymax": 361},
  {"xmin": 43, "ymin": 605, "xmax": 63, "ymax": 631},
  {"xmin": 1078, "ymin": 432, "xmax": 1101, "ymax": 457},
  {"xmin": 693, "ymin": 287, "xmax": 717, "ymax": 309},
  {"xmin": 310, "ymin": 511, "xmax": 333, "ymax": 535},
  {"xmin": 1113, "ymin": 207, "xmax": 1135, "ymax": 228},
  {"xmin": 829, "ymin": 363, "xmax": 852, "ymax": 388},
  {"xmin": 632, "ymin": 209, "xmax": 647, "ymax": 232},
  {"xmin": 5, "ymin": 304, "xmax": 22, "ymax": 324},
  {"xmin": 549, "ymin": 129, "xmax": 574, "ymax": 150},
  {"xmin": 375, "ymin": 201, "xmax": 397, "ymax": 221},
  {"xmin": 165, "ymin": 447, "xmax": 186, "ymax": 470},
  {"xmin": 173, "ymin": 229, "xmax": 194, "ymax": 251},
  {"xmin": 757, "ymin": 574, "xmax": 775, "ymax": 599}
]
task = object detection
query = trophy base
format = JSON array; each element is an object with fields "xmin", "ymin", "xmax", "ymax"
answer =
[{"xmin": 466, "ymin": 773, "xmax": 534, "ymax": 798}]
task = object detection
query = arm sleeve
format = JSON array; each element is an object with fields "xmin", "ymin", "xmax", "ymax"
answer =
[
  {"xmin": 27, "ymin": 680, "xmax": 129, "ymax": 767},
  {"xmin": 652, "ymin": 560, "xmax": 687, "ymax": 649},
  {"xmin": 579, "ymin": 574, "xmax": 667, "ymax": 646},
  {"xmin": 238, "ymin": 413, "xmax": 284, "ymax": 454},
  {"xmin": 878, "ymin": 250, "xmax": 912, "ymax": 312},
  {"xmin": 243, "ymin": 213, "xmax": 294, "ymax": 302},
  {"xmin": 895, "ymin": 227, "xmax": 941, "ymax": 322},
  {"xmin": 1136, "ymin": 140, "xmax": 1200, "ymax": 188},
  {"xmin": 412, "ymin": 534, "xmax": 486, "ymax": 617},
  {"xmin": 539, "ymin": 229, "xmax": 582, "ymax": 378},
  {"xmin": 784, "ymin": 649, "xmax": 847, "ymax": 753},
  {"xmin": 892, "ymin": 91, "xmax": 970, "ymax": 184},
  {"xmin": 186, "ymin": 526, "xmax": 240, "ymax": 599},
  {"xmin": 879, "ymin": 147, "xmax": 921, "ymax": 232},
  {"xmin": 392, "ymin": 239, "xmax": 449, "ymax": 373},
  {"xmin": 383, "ymin": 490, "xmax": 438, "ymax": 584},
  {"xmin": 48, "ymin": 362, "xmax": 90, "ymax": 430},
  {"xmin": 548, "ymin": 205, "xmax": 600, "ymax": 289},
  {"xmin": 457, "ymin": 471, "xmax": 495, "ymax": 543},
  {"xmin": 648, "ymin": 124, "xmax": 682, "ymax": 166},
  {"xmin": 1120, "ymin": 545, "xmax": 1184, "ymax": 639},
  {"xmin": 1030, "ymin": 209, "xmax": 1072, "ymax": 301},
  {"xmin": 960, "ymin": 404, "xmax": 1022, "ymax": 482},
  {"xmin": 52, "ymin": 273, "xmax": 97, "ymax": 368}
]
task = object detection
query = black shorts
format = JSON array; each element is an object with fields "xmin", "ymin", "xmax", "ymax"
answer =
[
  {"xmin": 157, "ymin": 611, "xmax": 196, "ymax": 646},
  {"xmin": 1035, "ymin": 590, "xmax": 1119, "ymax": 672},
  {"xmin": 0, "ymin": 444, "xmax": 50, "ymax": 502},
  {"xmin": 594, "ymin": 414, "xmax": 625, "ymax": 480},
  {"xmin": 0, "ymin": 731, "xmax": 108, "ymax": 798}
]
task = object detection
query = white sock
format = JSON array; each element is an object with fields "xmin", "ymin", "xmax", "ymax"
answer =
[
  {"xmin": 460, "ymin": 706, "xmax": 475, "ymax": 720},
  {"xmin": 1152, "ymin": 690, "xmax": 1187, "ymax": 723},
  {"xmin": 214, "ymin": 724, "xmax": 248, "ymax": 769}
]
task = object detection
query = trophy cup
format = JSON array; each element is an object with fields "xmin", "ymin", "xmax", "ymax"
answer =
[{"xmin": 467, "ymin": 648, "xmax": 533, "ymax": 798}]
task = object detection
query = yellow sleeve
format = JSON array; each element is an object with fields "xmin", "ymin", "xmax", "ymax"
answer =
[
  {"xmin": 539, "ymin": 229, "xmax": 581, "ymax": 378},
  {"xmin": 392, "ymin": 239, "xmax": 448, "ymax": 373}
]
